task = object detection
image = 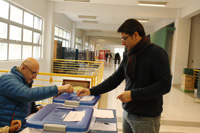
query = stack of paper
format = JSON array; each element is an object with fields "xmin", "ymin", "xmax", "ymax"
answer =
[
  {"xmin": 89, "ymin": 109, "xmax": 116, "ymax": 131},
  {"xmin": 93, "ymin": 109, "xmax": 114, "ymax": 118},
  {"xmin": 80, "ymin": 96, "xmax": 94, "ymax": 101},
  {"xmin": 64, "ymin": 111, "xmax": 85, "ymax": 121}
]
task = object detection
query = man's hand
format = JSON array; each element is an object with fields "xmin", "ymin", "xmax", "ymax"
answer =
[
  {"xmin": 76, "ymin": 88, "xmax": 90, "ymax": 97},
  {"xmin": 117, "ymin": 91, "xmax": 132, "ymax": 103},
  {"xmin": 9, "ymin": 120, "xmax": 21, "ymax": 133},
  {"xmin": 58, "ymin": 84, "xmax": 74, "ymax": 94}
]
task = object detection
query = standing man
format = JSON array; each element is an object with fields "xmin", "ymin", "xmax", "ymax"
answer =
[
  {"xmin": 0, "ymin": 57, "xmax": 73, "ymax": 131},
  {"xmin": 114, "ymin": 52, "xmax": 120, "ymax": 64},
  {"xmin": 77, "ymin": 19, "xmax": 171, "ymax": 133},
  {"xmin": 105, "ymin": 52, "xmax": 108, "ymax": 62},
  {"xmin": 108, "ymin": 53, "xmax": 112, "ymax": 63}
]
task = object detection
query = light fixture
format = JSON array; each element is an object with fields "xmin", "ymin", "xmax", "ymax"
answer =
[
  {"xmin": 97, "ymin": 39, "xmax": 105, "ymax": 42},
  {"xmin": 137, "ymin": 19, "xmax": 149, "ymax": 23},
  {"xmin": 138, "ymin": 1, "xmax": 167, "ymax": 7},
  {"xmin": 78, "ymin": 15, "xmax": 97, "ymax": 19},
  {"xmin": 90, "ymin": 30, "xmax": 102, "ymax": 32},
  {"xmin": 82, "ymin": 20, "xmax": 98, "ymax": 24},
  {"xmin": 64, "ymin": 0, "xmax": 90, "ymax": 2}
]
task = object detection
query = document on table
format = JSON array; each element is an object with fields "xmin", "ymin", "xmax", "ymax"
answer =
[
  {"xmin": 93, "ymin": 109, "xmax": 114, "ymax": 118},
  {"xmin": 80, "ymin": 96, "xmax": 94, "ymax": 101},
  {"xmin": 90, "ymin": 122, "xmax": 117, "ymax": 131},
  {"xmin": 63, "ymin": 111, "xmax": 85, "ymax": 121}
]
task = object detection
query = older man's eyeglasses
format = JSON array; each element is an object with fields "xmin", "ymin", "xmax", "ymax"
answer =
[
  {"xmin": 22, "ymin": 63, "xmax": 38, "ymax": 76},
  {"xmin": 121, "ymin": 36, "xmax": 130, "ymax": 42}
]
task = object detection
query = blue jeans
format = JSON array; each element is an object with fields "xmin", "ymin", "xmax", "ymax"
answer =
[{"xmin": 123, "ymin": 110, "xmax": 161, "ymax": 133}]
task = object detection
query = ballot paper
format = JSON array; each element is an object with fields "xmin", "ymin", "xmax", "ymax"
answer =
[
  {"xmin": 63, "ymin": 111, "xmax": 85, "ymax": 121},
  {"xmin": 90, "ymin": 122, "xmax": 117, "ymax": 131},
  {"xmin": 93, "ymin": 109, "xmax": 114, "ymax": 118},
  {"xmin": 80, "ymin": 96, "xmax": 94, "ymax": 101}
]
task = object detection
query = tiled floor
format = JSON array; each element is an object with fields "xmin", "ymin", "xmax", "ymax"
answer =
[{"xmin": 98, "ymin": 60, "xmax": 200, "ymax": 133}]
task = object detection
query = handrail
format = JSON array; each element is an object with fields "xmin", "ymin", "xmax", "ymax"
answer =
[{"xmin": 193, "ymin": 69, "xmax": 200, "ymax": 88}]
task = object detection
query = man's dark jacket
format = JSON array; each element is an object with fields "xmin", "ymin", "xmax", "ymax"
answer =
[{"xmin": 90, "ymin": 44, "xmax": 171, "ymax": 117}]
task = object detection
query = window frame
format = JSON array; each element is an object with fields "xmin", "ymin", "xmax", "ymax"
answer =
[
  {"xmin": 54, "ymin": 25, "xmax": 70, "ymax": 48},
  {"xmin": 75, "ymin": 36, "xmax": 82, "ymax": 49},
  {"xmin": 0, "ymin": 0, "xmax": 43, "ymax": 61}
]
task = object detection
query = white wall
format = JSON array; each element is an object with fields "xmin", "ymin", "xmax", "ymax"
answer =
[
  {"xmin": 10, "ymin": 0, "xmax": 47, "ymax": 17},
  {"xmin": 188, "ymin": 14, "xmax": 200, "ymax": 68},
  {"xmin": 55, "ymin": 13, "xmax": 72, "ymax": 32},
  {"xmin": 75, "ymin": 29, "xmax": 83, "ymax": 38},
  {"xmin": 171, "ymin": 12, "xmax": 191, "ymax": 85}
]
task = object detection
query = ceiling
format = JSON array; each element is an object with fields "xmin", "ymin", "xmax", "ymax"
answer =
[{"xmin": 49, "ymin": 0, "xmax": 199, "ymax": 45}]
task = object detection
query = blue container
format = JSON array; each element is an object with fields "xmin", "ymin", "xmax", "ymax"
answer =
[
  {"xmin": 53, "ymin": 92, "xmax": 100, "ymax": 106},
  {"xmin": 26, "ymin": 104, "xmax": 93, "ymax": 132}
]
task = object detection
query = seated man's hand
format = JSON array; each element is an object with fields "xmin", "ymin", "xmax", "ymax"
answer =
[
  {"xmin": 58, "ymin": 84, "xmax": 74, "ymax": 94},
  {"xmin": 9, "ymin": 120, "xmax": 21, "ymax": 133},
  {"xmin": 77, "ymin": 88, "xmax": 90, "ymax": 97}
]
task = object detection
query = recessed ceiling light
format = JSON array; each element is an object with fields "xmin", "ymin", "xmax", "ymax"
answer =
[
  {"xmin": 137, "ymin": 19, "xmax": 149, "ymax": 23},
  {"xmin": 138, "ymin": 1, "xmax": 167, "ymax": 7},
  {"xmin": 83, "ymin": 20, "xmax": 98, "ymax": 24},
  {"xmin": 97, "ymin": 39, "xmax": 106, "ymax": 42},
  {"xmin": 64, "ymin": 0, "xmax": 90, "ymax": 2},
  {"xmin": 78, "ymin": 15, "xmax": 97, "ymax": 19},
  {"xmin": 90, "ymin": 30, "xmax": 102, "ymax": 32}
]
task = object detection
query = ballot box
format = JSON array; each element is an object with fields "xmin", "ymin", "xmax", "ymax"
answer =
[
  {"xmin": 22, "ymin": 108, "xmax": 118, "ymax": 133},
  {"xmin": 53, "ymin": 92, "xmax": 100, "ymax": 107},
  {"xmin": 26, "ymin": 104, "xmax": 93, "ymax": 133}
]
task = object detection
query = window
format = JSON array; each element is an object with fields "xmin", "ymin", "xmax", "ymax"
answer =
[
  {"xmin": 0, "ymin": 0, "xmax": 43, "ymax": 61},
  {"xmin": 33, "ymin": 46, "xmax": 40, "ymax": 58},
  {"xmin": 0, "ymin": 43, "xmax": 7, "ymax": 60},
  {"xmin": 33, "ymin": 32, "xmax": 41, "ymax": 44},
  {"xmin": 0, "ymin": 22, "xmax": 7, "ymax": 39},
  {"xmin": 75, "ymin": 36, "xmax": 82, "ymax": 49},
  {"xmin": 22, "ymin": 45, "xmax": 32, "ymax": 59},
  {"xmin": 9, "ymin": 44, "xmax": 21, "ymax": 60},
  {"xmin": 24, "ymin": 11, "xmax": 33, "ymax": 27},
  {"xmin": 54, "ymin": 26, "xmax": 70, "ymax": 48},
  {"xmin": 0, "ymin": 0, "xmax": 9, "ymax": 19},
  {"xmin": 34, "ymin": 16, "xmax": 42, "ymax": 30},
  {"xmin": 23, "ymin": 29, "xmax": 32, "ymax": 42},
  {"xmin": 10, "ymin": 5, "xmax": 23, "ymax": 24},
  {"xmin": 9, "ymin": 25, "xmax": 22, "ymax": 41},
  {"xmin": 85, "ymin": 42, "xmax": 88, "ymax": 50}
]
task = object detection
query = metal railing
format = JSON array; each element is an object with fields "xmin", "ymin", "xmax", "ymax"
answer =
[{"xmin": 193, "ymin": 69, "xmax": 200, "ymax": 88}]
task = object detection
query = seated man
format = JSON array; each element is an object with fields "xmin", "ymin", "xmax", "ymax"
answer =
[
  {"xmin": 0, "ymin": 120, "xmax": 21, "ymax": 133},
  {"xmin": 0, "ymin": 57, "xmax": 73, "ymax": 131}
]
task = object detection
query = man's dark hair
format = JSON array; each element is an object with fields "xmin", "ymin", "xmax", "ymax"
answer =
[{"xmin": 117, "ymin": 18, "xmax": 146, "ymax": 37}]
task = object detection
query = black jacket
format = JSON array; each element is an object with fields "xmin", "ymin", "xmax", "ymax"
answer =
[{"xmin": 90, "ymin": 44, "xmax": 171, "ymax": 117}]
